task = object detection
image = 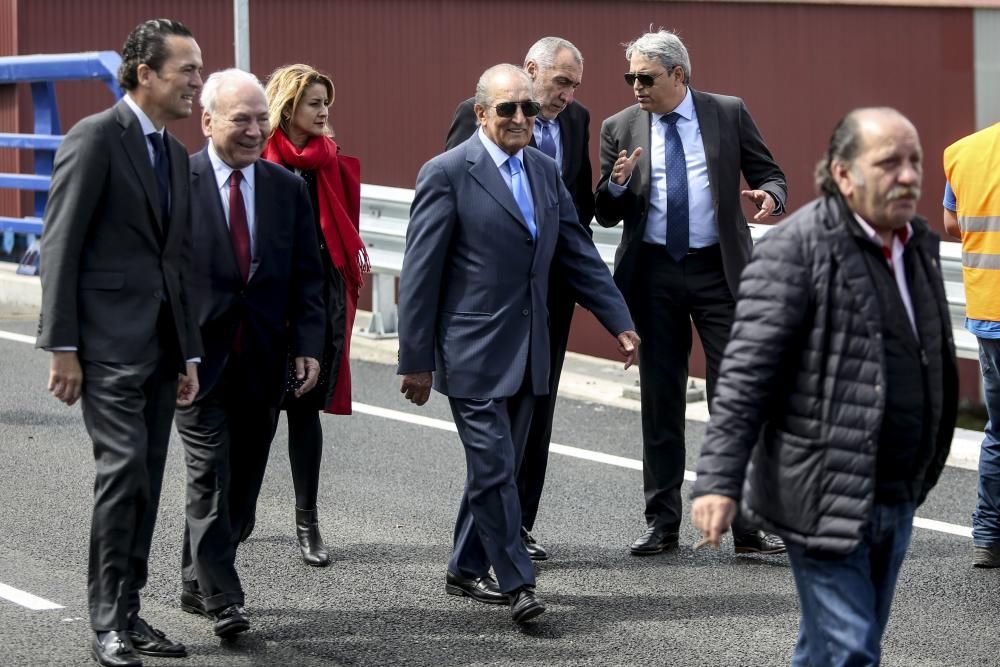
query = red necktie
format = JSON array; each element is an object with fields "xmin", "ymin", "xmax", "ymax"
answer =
[{"xmin": 228, "ymin": 170, "xmax": 251, "ymax": 283}]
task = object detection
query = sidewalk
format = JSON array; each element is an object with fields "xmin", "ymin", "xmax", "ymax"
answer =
[{"xmin": 0, "ymin": 260, "xmax": 982, "ymax": 471}]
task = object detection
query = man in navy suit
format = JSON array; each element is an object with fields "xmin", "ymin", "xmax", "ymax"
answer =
[
  {"xmin": 398, "ymin": 64, "xmax": 639, "ymax": 624},
  {"xmin": 174, "ymin": 68, "xmax": 325, "ymax": 639},
  {"xmin": 445, "ymin": 38, "xmax": 592, "ymax": 560}
]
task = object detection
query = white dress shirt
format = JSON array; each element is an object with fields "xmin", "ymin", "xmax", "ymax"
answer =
[
  {"xmin": 206, "ymin": 143, "xmax": 257, "ymax": 258},
  {"xmin": 854, "ymin": 214, "xmax": 917, "ymax": 334}
]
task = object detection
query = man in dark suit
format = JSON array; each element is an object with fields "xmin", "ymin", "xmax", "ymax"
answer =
[
  {"xmin": 173, "ymin": 69, "xmax": 325, "ymax": 639},
  {"xmin": 399, "ymin": 64, "xmax": 639, "ymax": 624},
  {"xmin": 37, "ymin": 19, "xmax": 202, "ymax": 667},
  {"xmin": 594, "ymin": 29, "xmax": 788, "ymax": 557},
  {"xmin": 444, "ymin": 36, "xmax": 592, "ymax": 562}
]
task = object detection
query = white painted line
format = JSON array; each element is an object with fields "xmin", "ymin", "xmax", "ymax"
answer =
[
  {"xmin": 0, "ymin": 329, "xmax": 36, "ymax": 344},
  {"xmin": 0, "ymin": 330, "xmax": 977, "ymax": 542},
  {"xmin": 0, "ymin": 583, "xmax": 64, "ymax": 610},
  {"xmin": 353, "ymin": 401, "xmax": 971, "ymax": 539}
]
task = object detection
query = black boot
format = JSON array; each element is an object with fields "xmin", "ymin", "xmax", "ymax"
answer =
[{"xmin": 295, "ymin": 507, "xmax": 331, "ymax": 567}]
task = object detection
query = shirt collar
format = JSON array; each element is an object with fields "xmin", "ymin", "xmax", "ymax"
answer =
[
  {"xmin": 207, "ymin": 141, "xmax": 256, "ymax": 192},
  {"xmin": 478, "ymin": 127, "xmax": 525, "ymax": 169},
  {"xmin": 123, "ymin": 93, "xmax": 162, "ymax": 137},
  {"xmin": 853, "ymin": 213, "xmax": 911, "ymax": 247},
  {"xmin": 652, "ymin": 87, "xmax": 694, "ymax": 124}
]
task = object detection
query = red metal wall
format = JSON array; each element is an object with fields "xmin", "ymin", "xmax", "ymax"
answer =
[{"xmin": 1, "ymin": 0, "xmax": 983, "ymax": 398}]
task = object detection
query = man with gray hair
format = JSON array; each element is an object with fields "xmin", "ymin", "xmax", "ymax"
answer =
[
  {"xmin": 174, "ymin": 68, "xmax": 325, "ymax": 638},
  {"xmin": 594, "ymin": 28, "xmax": 788, "ymax": 556},
  {"xmin": 445, "ymin": 37, "xmax": 592, "ymax": 563},
  {"xmin": 691, "ymin": 108, "xmax": 957, "ymax": 665},
  {"xmin": 401, "ymin": 63, "xmax": 638, "ymax": 624}
]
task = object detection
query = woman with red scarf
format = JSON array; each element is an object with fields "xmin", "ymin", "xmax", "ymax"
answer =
[{"xmin": 263, "ymin": 64, "xmax": 367, "ymax": 566}]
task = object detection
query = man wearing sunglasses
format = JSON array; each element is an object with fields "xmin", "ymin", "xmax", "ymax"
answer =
[
  {"xmin": 400, "ymin": 64, "xmax": 638, "ymax": 624},
  {"xmin": 595, "ymin": 29, "xmax": 788, "ymax": 557},
  {"xmin": 445, "ymin": 37, "xmax": 592, "ymax": 564}
]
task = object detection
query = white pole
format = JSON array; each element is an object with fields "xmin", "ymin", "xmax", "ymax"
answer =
[{"xmin": 234, "ymin": 0, "xmax": 250, "ymax": 72}]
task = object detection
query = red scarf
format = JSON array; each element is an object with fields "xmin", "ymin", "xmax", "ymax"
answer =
[{"xmin": 262, "ymin": 130, "xmax": 369, "ymax": 296}]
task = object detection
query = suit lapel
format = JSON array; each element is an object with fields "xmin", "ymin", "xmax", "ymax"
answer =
[
  {"xmin": 164, "ymin": 131, "xmax": 186, "ymax": 245},
  {"xmin": 248, "ymin": 162, "xmax": 266, "ymax": 282},
  {"xmin": 466, "ymin": 137, "xmax": 531, "ymax": 232},
  {"xmin": 525, "ymin": 150, "xmax": 547, "ymax": 261},
  {"xmin": 692, "ymin": 90, "xmax": 721, "ymax": 214},
  {"xmin": 192, "ymin": 150, "xmax": 242, "ymax": 281},
  {"xmin": 115, "ymin": 101, "xmax": 165, "ymax": 236}
]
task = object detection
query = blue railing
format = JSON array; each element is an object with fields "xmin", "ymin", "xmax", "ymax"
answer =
[{"xmin": 0, "ymin": 52, "xmax": 123, "ymax": 269}]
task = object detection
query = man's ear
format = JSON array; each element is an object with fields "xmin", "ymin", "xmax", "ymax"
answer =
[
  {"xmin": 524, "ymin": 60, "xmax": 538, "ymax": 80},
  {"xmin": 474, "ymin": 104, "xmax": 487, "ymax": 127},
  {"xmin": 830, "ymin": 160, "xmax": 854, "ymax": 197}
]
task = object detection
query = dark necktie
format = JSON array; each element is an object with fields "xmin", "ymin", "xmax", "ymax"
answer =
[
  {"xmin": 662, "ymin": 112, "xmax": 689, "ymax": 262},
  {"xmin": 228, "ymin": 170, "xmax": 251, "ymax": 283},
  {"xmin": 537, "ymin": 119, "xmax": 558, "ymax": 162},
  {"xmin": 147, "ymin": 132, "xmax": 170, "ymax": 225}
]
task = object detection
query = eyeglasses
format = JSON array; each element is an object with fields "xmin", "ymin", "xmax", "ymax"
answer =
[
  {"xmin": 624, "ymin": 69, "xmax": 671, "ymax": 87},
  {"xmin": 493, "ymin": 100, "xmax": 542, "ymax": 118}
]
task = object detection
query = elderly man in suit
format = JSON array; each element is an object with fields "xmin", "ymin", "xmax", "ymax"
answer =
[
  {"xmin": 444, "ymin": 36, "xmax": 592, "ymax": 563},
  {"xmin": 399, "ymin": 64, "xmax": 639, "ymax": 624},
  {"xmin": 37, "ymin": 19, "xmax": 202, "ymax": 667},
  {"xmin": 173, "ymin": 68, "xmax": 325, "ymax": 639},
  {"xmin": 595, "ymin": 29, "xmax": 788, "ymax": 556}
]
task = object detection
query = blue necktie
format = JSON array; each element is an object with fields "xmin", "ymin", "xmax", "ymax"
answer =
[
  {"xmin": 536, "ymin": 119, "xmax": 558, "ymax": 162},
  {"xmin": 147, "ymin": 132, "xmax": 171, "ymax": 224},
  {"xmin": 662, "ymin": 113, "xmax": 689, "ymax": 261},
  {"xmin": 506, "ymin": 156, "xmax": 536, "ymax": 239}
]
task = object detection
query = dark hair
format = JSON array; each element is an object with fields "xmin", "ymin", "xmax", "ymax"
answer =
[{"xmin": 118, "ymin": 18, "xmax": 194, "ymax": 91}]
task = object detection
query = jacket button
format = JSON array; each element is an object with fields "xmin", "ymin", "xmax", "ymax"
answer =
[
  {"xmin": 874, "ymin": 384, "xmax": 882, "ymax": 394},
  {"xmin": 153, "ymin": 290, "xmax": 162, "ymax": 300},
  {"xmin": 525, "ymin": 237, "xmax": 533, "ymax": 244},
  {"xmin": 522, "ymin": 308, "xmax": 529, "ymax": 316}
]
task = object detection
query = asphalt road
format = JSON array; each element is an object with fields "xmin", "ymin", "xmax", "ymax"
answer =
[{"xmin": 1, "ymin": 314, "xmax": 998, "ymax": 667}]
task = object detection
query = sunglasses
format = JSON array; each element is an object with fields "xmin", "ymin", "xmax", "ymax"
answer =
[
  {"xmin": 493, "ymin": 100, "xmax": 542, "ymax": 118},
  {"xmin": 624, "ymin": 69, "xmax": 671, "ymax": 87}
]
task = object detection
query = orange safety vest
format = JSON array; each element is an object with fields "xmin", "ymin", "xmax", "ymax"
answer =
[{"xmin": 944, "ymin": 123, "xmax": 1000, "ymax": 322}]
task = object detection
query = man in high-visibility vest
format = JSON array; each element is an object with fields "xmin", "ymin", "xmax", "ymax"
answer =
[{"xmin": 943, "ymin": 121, "xmax": 1000, "ymax": 568}]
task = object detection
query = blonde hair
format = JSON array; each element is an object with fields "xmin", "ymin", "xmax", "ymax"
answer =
[{"xmin": 264, "ymin": 63, "xmax": 335, "ymax": 140}]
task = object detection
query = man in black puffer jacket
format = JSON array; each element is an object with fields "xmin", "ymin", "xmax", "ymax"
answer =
[{"xmin": 691, "ymin": 107, "xmax": 958, "ymax": 666}]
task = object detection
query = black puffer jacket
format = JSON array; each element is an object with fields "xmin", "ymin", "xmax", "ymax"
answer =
[{"xmin": 692, "ymin": 196, "xmax": 958, "ymax": 556}]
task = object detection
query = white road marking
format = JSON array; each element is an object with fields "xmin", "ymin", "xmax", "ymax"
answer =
[
  {"xmin": 0, "ymin": 583, "xmax": 63, "ymax": 610},
  {"xmin": 0, "ymin": 328, "xmax": 977, "ymax": 613}
]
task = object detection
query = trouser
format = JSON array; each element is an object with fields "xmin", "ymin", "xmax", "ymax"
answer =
[
  {"xmin": 973, "ymin": 336, "xmax": 1000, "ymax": 546},
  {"xmin": 448, "ymin": 381, "xmax": 537, "ymax": 594},
  {"xmin": 786, "ymin": 501, "xmax": 915, "ymax": 667},
  {"xmin": 83, "ymin": 353, "xmax": 178, "ymax": 631},
  {"xmin": 633, "ymin": 243, "xmax": 735, "ymax": 532},
  {"xmin": 176, "ymin": 362, "xmax": 279, "ymax": 613}
]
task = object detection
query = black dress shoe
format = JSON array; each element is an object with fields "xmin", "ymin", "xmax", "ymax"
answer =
[
  {"xmin": 180, "ymin": 588, "xmax": 212, "ymax": 619},
  {"xmin": 296, "ymin": 507, "xmax": 332, "ymax": 567},
  {"xmin": 733, "ymin": 530, "xmax": 787, "ymax": 555},
  {"xmin": 213, "ymin": 604, "xmax": 250, "ymax": 638},
  {"xmin": 521, "ymin": 527, "xmax": 549, "ymax": 561},
  {"xmin": 127, "ymin": 617, "xmax": 187, "ymax": 658},
  {"xmin": 91, "ymin": 630, "xmax": 142, "ymax": 667},
  {"xmin": 510, "ymin": 586, "xmax": 546, "ymax": 624},
  {"xmin": 445, "ymin": 570, "xmax": 508, "ymax": 604},
  {"xmin": 630, "ymin": 526, "xmax": 680, "ymax": 555}
]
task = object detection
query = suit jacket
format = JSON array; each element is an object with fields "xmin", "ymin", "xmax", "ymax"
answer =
[
  {"xmin": 37, "ymin": 99, "xmax": 202, "ymax": 364},
  {"xmin": 446, "ymin": 98, "xmax": 595, "ymax": 229},
  {"xmin": 397, "ymin": 135, "xmax": 633, "ymax": 400},
  {"xmin": 594, "ymin": 89, "xmax": 787, "ymax": 300},
  {"xmin": 187, "ymin": 149, "xmax": 326, "ymax": 405}
]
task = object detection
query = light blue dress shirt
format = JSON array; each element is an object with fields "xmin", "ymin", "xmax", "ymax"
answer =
[
  {"xmin": 533, "ymin": 118, "xmax": 562, "ymax": 175},
  {"xmin": 478, "ymin": 128, "xmax": 534, "ymax": 217}
]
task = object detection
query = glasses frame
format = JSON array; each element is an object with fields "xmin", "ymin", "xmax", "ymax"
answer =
[
  {"xmin": 624, "ymin": 67, "xmax": 673, "ymax": 88},
  {"xmin": 492, "ymin": 100, "xmax": 542, "ymax": 118}
]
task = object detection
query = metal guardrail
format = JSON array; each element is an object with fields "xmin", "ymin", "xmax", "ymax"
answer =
[{"xmin": 358, "ymin": 187, "xmax": 977, "ymax": 359}]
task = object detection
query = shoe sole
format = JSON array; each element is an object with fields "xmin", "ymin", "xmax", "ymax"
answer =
[
  {"xmin": 91, "ymin": 647, "xmax": 141, "ymax": 667},
  {"xmin": 528, "ymin": 553, "xmax": 549, "ymax": 562},
  {"xmin": 973, "ymin": 561, "xmax": 1000, "ymax": 568},
  {"xmin": 734, "ymin": 546, "xmax": 787, "ymax": 555},
  {"xmin": 133, "ymin": 646, "xmax": 189, "ymax": 658},
  {"xmin": 512, "ymin": 603, "xmax": 546, "ymax": 624},
  {"xmin": 445, "ymin": 583, "xmax": 509, "ymax": 605},
  {"xmin": 630, "ymin": 543, "xmax": 678, "ymax": 556}
]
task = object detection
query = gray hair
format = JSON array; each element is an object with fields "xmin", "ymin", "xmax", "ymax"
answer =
[
  {"xmin": 523, "ymin": 36, "xmax": 583, "ymax": 71},
  {"xmin": 814, "ymin": 107, "xmax": 908, "ymax": 197},
  {"xmin": 474, "ymin": 64, "xmax": 532, "ymax": 108},
  {"xmin": 200, "ymin": 68, "xmax": 265, "ymax": 114},
  {"xmin": 624, "ymin": 29, "xmax": 691, "ymax": 84}
]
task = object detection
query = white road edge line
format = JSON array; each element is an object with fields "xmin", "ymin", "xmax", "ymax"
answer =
[
  {"xmin": 353, "ymin": 403, "xmax": 972, "ymax": 538},
  {"xmin": 0, "ymin": 583, "xmax": 64, "ymax": 610}
]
